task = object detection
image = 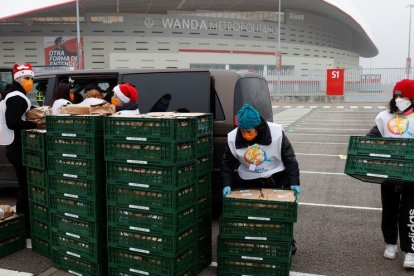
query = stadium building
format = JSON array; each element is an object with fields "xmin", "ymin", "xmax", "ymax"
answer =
[{"xmin": 0, "ymin": 0, "xmax": 378, "ymax": 74}]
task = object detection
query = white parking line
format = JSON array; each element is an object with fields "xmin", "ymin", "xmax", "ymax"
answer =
[
  {"xmin": 290, "ymin": 141, "xmax": 348, "ymax": 145},
  {"xmin": 0, "ymin": 269, "xmax": 33, "ymax": 276},
  {"xmin": 295, "ymin": 153, "xmax": 341, "ymax": 157},
  {"xmin": 292, "ymin": 127, "xmax": 368, "ymax": 131},
  {"xmin": 299, "ymin": 202, "xmax": 381, "ymax": 211},
  {"xmin": 300, "ymin": 170, "xmax": 346, "ymax": 175},
  {"xmin": 287, "ymin": 133, "xmax": 363, "ymax": 137},
  {"xmin": 336, "ymin": 106, "xmax": 344, "ymax": 108},
  {"xmin": 209, "ymin": 263, "xmax": 325, "ymax": 276},
  {"xmin": 363, "ymin": 106, "xmax": 372, "ymax": 109}
]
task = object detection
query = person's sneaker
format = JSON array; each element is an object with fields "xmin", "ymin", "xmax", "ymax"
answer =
[
  {"xmin": 404, "ymin": 253, "xmax": 414, "ymax": 268},
  {"xmin": 384, "ymin": 244, "xmax": 398, "ymax": 259}
]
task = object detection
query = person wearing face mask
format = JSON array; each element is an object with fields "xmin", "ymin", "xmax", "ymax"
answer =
[
  {"xmin": 0, "ymin": 63, "xmax": 38, "ymax": 236},
  {"xmin": 367, "ymin": 79, "xmax": 414, "ymax": 268},
  {"xmin": 220, "ymin": 104, "xmax": 300, "ymax": 253},
  {"xmin": 111, "ymin": 82, "xmax": 139, "ymax": 113}
]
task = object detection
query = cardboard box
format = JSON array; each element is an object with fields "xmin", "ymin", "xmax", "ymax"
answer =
[
  {"xmin": 226, "ymin": 189, "xmax": 262, "ymax": 200},
  {"xmin": 261, "ymin": 189, "xmax": 296, "ymax": 202},
  {"xmin": 90, "ymin": 102, "xmax": 116, "ymax": 115},
  {"xmin": 61, "ymin": 104, "xmax": 92, "ymax": 115},
  {"xmin": 26, "ymin": 106, "xmax": 51, "ymax": 129}
]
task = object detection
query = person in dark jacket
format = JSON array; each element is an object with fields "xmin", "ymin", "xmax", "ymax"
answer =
[
  {"xmin": 221, "ymin": 104, "xmax": 300, "ymax": 254},
  {"xmin": 0, "ymin": 64, "xmax": 38, "ymax": 236},
  {"xmin": 367, "ymin": 79, "xmax": 414, "ymax": 268},
  {"xmin": 111, "ymin": 82, "xmax": 139, "ymax": 112}
]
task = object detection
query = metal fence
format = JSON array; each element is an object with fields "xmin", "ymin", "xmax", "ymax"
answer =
[{"xmin": 263, "ymin": 68, "xmax": 407, "ymax": 102}]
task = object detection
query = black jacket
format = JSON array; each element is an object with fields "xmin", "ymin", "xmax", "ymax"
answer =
[
  {"xmin": 221, "ymin": 118, "xmax": 300, "ymax": 189},
  {"xmin": 116, "ymin": 101, "xmax": 139, "ymax": 112},
  {"xmin": 367, "ymin": 125, "xmax": 381, "ymax": 137},
  {"xmin": 3, "ymin": 82, "xmax": 37, "ymax": 149}
]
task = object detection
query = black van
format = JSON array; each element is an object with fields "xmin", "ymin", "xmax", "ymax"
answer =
[{"xmin": 1, "ymin": 69, "xmax": 273, "ymax": 210}]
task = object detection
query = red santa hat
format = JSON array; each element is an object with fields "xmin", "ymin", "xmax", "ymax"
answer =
[
  {"xmin": 393, "ymin": 79, "xmax": 414, "ymax": 100},
  {"xmin": 13, "ymin": 63, "xmax": 34, "ymax": 80},
  {"xmin": 113, "ymin": 83, "xmax": 138, "ymax": 103}
]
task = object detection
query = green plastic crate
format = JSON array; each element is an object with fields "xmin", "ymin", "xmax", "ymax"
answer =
[
  {"xmin": 27, "ymin": 167, "xmax": 47, "ymax": 189},
  {"xmin": 29, "ymin": 185, "xmax": 48, "ymax": 206},
  {"xmin": 52, "ymin": 250, "xmax": 105, "ymax": 276},
  {"xmin": 217, "ymin": 236, "xmax": 291, "ymax": 262},
  {"xmin": 108, "ymin": 246, "xmax": 196, "ymax": 276},
  {"xmin": 50, "ymin": 212, "xmax": 101, "ymax": 241},
  {"xmin": 107, "ymin": 183, "xmax": 196, "ymax": 212},
  {"xmin": 30, "ymin": 218, "xmax": 49, "ymax": 239},
  {"xmin": 22, "ymin": 129, "xmax": 46, "ymax": 153},
  {"xmin": 223, "ymin": 195, "xmax": 298, "ymax": 223},
  {"xmin": 196, "ymin": 193, "xmax": 212, "ymax": 217},
  {"xmin": 107, "ymin": 203, "xmax": 196, "ymax": 234},
  {"xmin": 345, "ymin": 154, "xmax": 414, "ymax": 184},
  {"xmin": 347, "ymin": 136, "xmax": 414, "ymax": 160},
  {"xmin": 196, "ymin": 213, "xmax": 212, "ymax": 237},
  {"xmin": 47, "ymin": 156, "xmax": 102, "ymax": 179},
  {"xmin": 46, "ymin": 115, "xmax": 104, "ymax": 138},
  {"xmin": 191, "ymin": 113, "xmax": 213, "ymax": 137},
  {"xmin": 197, "ymin": 231, "xmax": 211, "ymax": 253},
  {"xmin": 22, "ymin": 150, "xmax": 46, "ymax": 170},
  {"xmin": 217, "ymin": 255, "xmax": 290, "ymax": 276},
  {"xmin": 219, "ymin": 217, "xmax": 293, "ymax": 242},
  {"xmin": 108, "ymin": 225, "xmax": 196, "ymax": 257},
  {"xmin": 0, "ymin": 235, "xmax": 25, "ymax": 258},
  {"xmin": 197, "ymin": 247, "xmax": 212, "ymax": 274},
  {"xmin": 196, "ymin": 134, "xmax": 213, "ymax": 157},
  {"xmin": 29, "ymin": 202, "xmax": 48, "ymax": 224},
  {"xmin": 106, "ymin": 162, "xmax": 194, "ymax": 189},
  {"xmin": 31, "ymin": 235, "xmax": 50, "ymax": 258},
  {"xmin": 104, "ymin": 138, "xmax": 196, "ymax": 165},
  {"xmin": 49, "ymin": 174, "xmax": 103, "ymax": 200},
  {"xmin": 104, "ymin": 115, "xmax": 197, "ymax": 141},
  {"xmin": 108, "ymin": 263, "xmax": 196, "ymax": 276},
  {"xmin": 49, "ymin": 192, "xmax": 102, "ymax": 222},
  {"xmin": 51, "ymin": 232, "xmax": 102, "ymax": 262},
  {"xmin": 0, "ymin": 215, "xmax": 25, "ymax": 241},
  {"xmin": 47, "ymin": 135, "xmax": 103, "ymax": 159},
  {"xmin": 196, "ymin": 154, "xmax": 213, "ymax": 176},
  {"xmin": 196, "ymin": 173, "xmax": 211, "ymax": 197}
]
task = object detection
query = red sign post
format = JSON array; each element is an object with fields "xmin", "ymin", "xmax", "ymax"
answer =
[{"xmin": 326, "ymin": 69, "xmax": 344, "ymax": 96}]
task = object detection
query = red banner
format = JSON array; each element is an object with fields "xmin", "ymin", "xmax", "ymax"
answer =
[
  {"xmin": 326, "ymin": 69, "xmax": 344, "ymax": 96},
  {"xmin": 44, "ymin": 36, "xmax": 83, "ymax": 69}
]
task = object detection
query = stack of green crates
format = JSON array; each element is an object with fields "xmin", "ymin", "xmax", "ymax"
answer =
[
  {"xmin": 104, "ymin": 112, "xmax": 213, "ymax": 276},
  {"xmin": 345, "ymin": 136, "xmax": 414, "ymax": 184},
  {"xmin": 217, "ymin": 190, "xmax": 298, "ymax": 276},
  {"xmin": 0, "ymin": 214, "xmax": 25, "ymax": 258},
  {"xmin": 22, "ymin": 129, "xmax": 50, "ymax": 258},
  {"xmin": 46, "ymin": 115, "xmax": 107, "ymax": 276}
]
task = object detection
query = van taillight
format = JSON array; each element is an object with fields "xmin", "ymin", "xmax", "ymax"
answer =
[{"xmin": 233, "ymin": 115, "xmax": 238, "ymax": 127}]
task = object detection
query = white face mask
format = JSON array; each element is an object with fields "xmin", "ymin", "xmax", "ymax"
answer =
[{"xmin": 395, "ymin": 98, "xmax": 412, "ymax": 112}]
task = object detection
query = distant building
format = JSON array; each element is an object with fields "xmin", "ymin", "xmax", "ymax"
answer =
[{"xmin": 0, "ymin": 0, "xmax": 377, "ymax": 74}]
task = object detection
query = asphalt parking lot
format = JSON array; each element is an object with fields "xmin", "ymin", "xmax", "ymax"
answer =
[{"xmin": 1, "ymin": 103, "xmax": 414, "ymax": 276}]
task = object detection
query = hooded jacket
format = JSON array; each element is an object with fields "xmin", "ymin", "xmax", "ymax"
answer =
[
  {"xmin": 221, "ymin": 118, "xmax": 300, "ymax": 189},
  {"xmin": 1, "ymin": 81, "xmax": 37, "ymax": 148}
]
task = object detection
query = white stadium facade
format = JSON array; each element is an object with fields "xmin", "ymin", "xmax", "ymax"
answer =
[{"xmin": 0, "ymin": 0, "xmax": 378, "ymax": 74}]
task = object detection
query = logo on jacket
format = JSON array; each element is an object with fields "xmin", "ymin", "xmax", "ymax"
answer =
[
  {"xmin": 387, "ymin": 117, "xmax": 409, "ymax": 135},
  {"xmin": 243, "ymin": 144, "xmax": 272, "ymax": 165}
]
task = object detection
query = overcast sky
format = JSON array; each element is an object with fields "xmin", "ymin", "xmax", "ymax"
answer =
[{"xmin": 348, "ymin": 0, "xmax": 412, "ymax": 68}]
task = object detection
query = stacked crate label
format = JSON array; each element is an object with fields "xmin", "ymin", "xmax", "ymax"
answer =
[
  {"xmin": 105, "ymin": 112, "xmax": 213, "ymax": 276},
  {"xmin": 45, "ymin": 115, "xmax": 107, "ymax": 276},
  {"xmin": 0, "ymin": 214, "xmax": 26, "ymax": 258},
  {"xmin": 22, "ymin": 129, "xmax": 51, "ymax": 258},
  {"xmin": 345, "ymin": 136, "xmax": 414, "ymax": 184},
  {"xmin": 218, "ymin": 189, "xmax": 297, "ymax": 276}
]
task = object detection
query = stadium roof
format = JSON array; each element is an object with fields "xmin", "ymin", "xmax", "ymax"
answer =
[{"xmin": 0, "ymin": 0, "xmax": 378, "ymax": 58}]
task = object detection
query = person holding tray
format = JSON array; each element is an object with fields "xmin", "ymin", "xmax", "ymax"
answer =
[
  {"xmin": 367, "ymin": 79, "xmax": 414, "ymax": 268},
  {"xmin": 220, "ymin": 103, "xmax": 300, "ymax": 254}
]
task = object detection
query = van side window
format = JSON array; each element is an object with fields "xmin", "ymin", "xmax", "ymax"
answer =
[
  {"xmin": 234, "ymin": 77, "xmax": 273, "ymax": 122},
  {"xmin": 122, "ymin": 72, "xmax": 211, "ymax": 114}
]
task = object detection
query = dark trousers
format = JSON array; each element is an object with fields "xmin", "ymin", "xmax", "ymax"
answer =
[
  {"xmin": 6, "ymin": 144, "xmax": 30, "ymax": 235},
  {"xmin": 381, "ymin": 184, "xmax": 414, "ymax": 253},
  {"xmin": 234, "ymin": 169, "xmax": 291, "ymax": 190}
]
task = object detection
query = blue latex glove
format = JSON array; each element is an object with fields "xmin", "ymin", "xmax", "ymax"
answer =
[
  {"xmin": 223, "ymin": 186, "xmax": 231, "ymax": 196},
  {"xmin": 290, "ymin": 185, "xmax": 301, "ymax": 196}
]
